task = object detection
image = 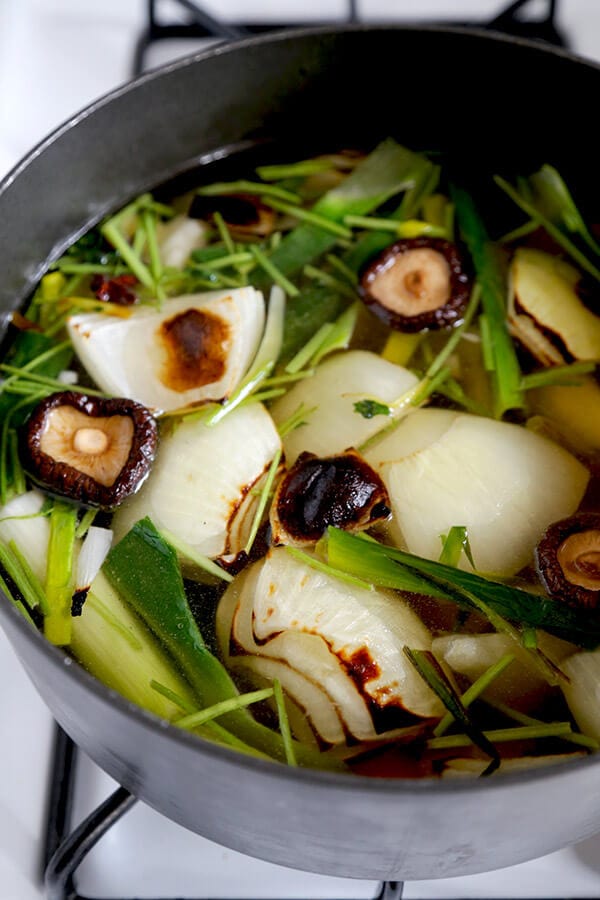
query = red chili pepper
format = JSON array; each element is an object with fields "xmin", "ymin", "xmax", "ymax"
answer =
[{"xmin": 91, "ymin": 273, "xmax": 138, "ymax": 306}]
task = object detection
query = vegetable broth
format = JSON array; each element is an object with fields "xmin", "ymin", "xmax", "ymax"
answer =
[{"xmin": 1, "ymin": 139, "xmax": 600, "ymax": 777}]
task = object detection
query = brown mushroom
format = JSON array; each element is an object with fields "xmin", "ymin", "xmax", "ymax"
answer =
[
  {"xmin": 270, "ymin": 449, "xmax": 390, "ymax": 547},
  {"xmin": 359, "ymin": 237, "xmax": 471, "ymax": 333},
  {"xmin": 188, "ymin": 193, "xmax": 275, "ymax": 237},
  {"xmin": 21, "ymin": 391, "xmax": 158, "ymax": 509},
  {"xmin": 535, "ymin": 513, "xmax": 600, "ymax": 608}
]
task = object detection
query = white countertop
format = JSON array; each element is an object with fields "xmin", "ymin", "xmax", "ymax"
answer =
[{"xmin": 4, "ymin": 2, "xmax": 600, "ymax": 898}]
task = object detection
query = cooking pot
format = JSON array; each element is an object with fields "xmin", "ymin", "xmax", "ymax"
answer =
[{"xmin": 1, "ymin": 24, "xmax": 600, "ymax": 883}]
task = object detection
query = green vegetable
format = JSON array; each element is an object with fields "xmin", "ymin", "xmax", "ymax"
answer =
[
  {"xmin": 404, "ymin": 647, "xmax": 500, "ymax": 774},
  {"xmin": 452, "ymin": 186, "xmax": 524, "ymax": 417},
  {"xmin": 104, "ymin": 518, "xmax": 334, "ymax": 767},
  {"xmin": 439, "ymin": 526, "xmax": 475, "ymax": 569},
  {"xmin": 44, "ymin": 502, "xmax": 77, "ymax": 646},
  {"xmin": 254, "ymin": 139, "xmax": 433, "ymax": 284},
  {"xmin": 427, "ymin": 722, "xmax": 572, "ymax": 751},
  {"xmin": 433, "ymin": 653, "xmax": 515, "ymax": 737},
  {"xmin": 353, "ymin": 399, "xmax": 391, "ymax": 419},
  {"xmin": 325, "ymin": 528, "xmax": 600, "ymax": 649},
  {"xmin": 280, "ymin": 287, "xmax": 347, "ymax": 363},
  {"xmin": 196, "ymin": 179, "xmax": 301, "ymax": 204}
]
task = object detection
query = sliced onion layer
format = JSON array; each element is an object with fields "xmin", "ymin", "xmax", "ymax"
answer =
[
  {"xmin": 270, "ymin": 350, "xmax": 418, "ymax": 464},
  {"xmin": 113, "ymin": 403, "xmax": 281, "ymax": 562},
  {"xmin": 216, "ymin": 548, "xmax": 442, "ymax": 744},
  {"xmin": 365, "ymin": 408, "xmax": 590, "ymax": 577},
  {"xmin": 67, "ymin": 287, "xmax": 265, "ymax": 413}
]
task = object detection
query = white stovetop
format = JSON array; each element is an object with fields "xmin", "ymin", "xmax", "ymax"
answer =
[{"xmin": 4, "ymin": 2, "xmax": 600, "ymax": 898}]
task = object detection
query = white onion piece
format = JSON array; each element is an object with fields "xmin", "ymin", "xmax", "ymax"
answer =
[
  {"xmin": 562, "ymin": 650, "xmax": 600, "ymax": 742},
  {"xmin": 75, "ymin": 526, "xmax": 113, "ymax": 593},
  {"xmin": 365, "ymin": 409, "xmax": 589, "ymax": 577},
  {"xmin": 216, "ymin": 549, "xmax": 443, "ymax": 744},
  {"xmin": 113, "ymin": 403, "xmax": 281, "ymax": 562},
  {"xmin": 270, "ymin": 350, "xmax": 418, "ymax": 464},
  {"xmin": 0, "ymin": 490, "xmax": 50, "ymax": 581},
  {"xmin": 156, "ymin": 215, "xmax": 207, "ymax": 269},
  {"xmin": 67, "ymin": 287, "xmax": 265, "ymax": 412}
]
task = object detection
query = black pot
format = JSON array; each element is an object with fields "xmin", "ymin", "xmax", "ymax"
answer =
[{"xmin": 1, "ymin": 25, "xmax": 600, "ymax": 882}]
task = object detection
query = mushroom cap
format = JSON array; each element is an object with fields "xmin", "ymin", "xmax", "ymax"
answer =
[
  {"xmin": 270, "ymin": 449, "xmax": 390, "ymax": 546},
  {"xmin": 359, "ymin": 237, "xmax": 471, "ymax": 333},
  {"xmin": 21, "ymin": 391, "xmax": 158, "ymax": 509},
  {"xmin": 536, "ymin": 513, "xmax": 600, "ymax": 609}
]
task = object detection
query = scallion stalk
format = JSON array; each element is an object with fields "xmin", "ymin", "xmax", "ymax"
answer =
[
  {"xmin": 263, "ymin": 198, "xmax": 352, "ymax": 239},
  {"xmin": 427, "ymin": 722, "xmax": 572, "ymax": 750},
  {"xmin": 248, "ymin": 245, "xmax": 299, "ymax": 297},
  {"xmin": 244, "ymin": 449, "xmax": 282, "ymax": 555},
  {"xmin": 159, "ymin": 528, "xmax": 233, "ymax": 583},
  {"xmin": 196, "ymin": 180, "xmax": 301, "ymax": 204},
  {"xmin": 433, "ymin": 653, "xmax": 515, "ymax": 737},
  {"xmin": 273, "ymin": 678, "xmax": 297, "ymax": 766},
  {"xmin": 521, "ymin": 361, "xmax": 597, "ymax": 390},
  {"xmin": 175, "ymin": 687, "xmax": 274, "ymax": 730},
  {"xmin": 285, "ymin": 546, "xmax": 374, "ymax": 592},
  {"xmin": 44, "ymin": 502, "xmax": 77, "ymax": 645}
]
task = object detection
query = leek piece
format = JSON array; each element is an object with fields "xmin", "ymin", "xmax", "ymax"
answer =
[
  {"xmin": 8, "ymin": 540, "xmax": 48, "ymax": 612},
  {"xmin": 280, "ymin": 286, "xmax": 347, "ymax": 363},
  {"xmin": 244, "ymin": 449, "xmax": 282, "ymax": 555},
  {"xmin": 44, "ymin": 502, "xmax": 77, "ymax": 646},
  {"xmin": 248, "ymin": 245, "xmax": 299, "ymax": 297},
  {"xmin": 452, "ymin": 186, "xmax": 524, "ymax": 417},
  {"xmin": 310, "ymin": 302, "xmax": 359, "ymax": 367},
  {"xmin": 404, "ymin": 647, "xmax": 500, "ymax": 773},
  {"xmin": 427, "ymin": 722, "xmax": 572, "ymax": 751},
  {"xmin": 75, "ymin": 508, "xmax": 98, "ymax": 540},
  {"xmin": 257, "ymin": 159, "xmax": 335, "ymax": 181},
  {"xmin": 254, "ymin": 139, "xmax": 433, "ymax": 283},
  {"xmin": 101, "ymin": 218, "xmax": 154, "ymax": 290},
  {"xmin": 529, "ymin": 164, "xmax": 600, "ymax": 255},
  {"xmin": 0, "ymin": 540, "xmax": 47, "ymax": 614},
  {"xmin": 175, "ymin": 687, "xmax": 274, "ymax": 730},
  {"xmin": 325, "ymin": 528, "xmax": 600, "ymax": 649},
  {"xmin": 433, "ymin": 653, "xmax": 515, "ymax": 737},
  {"xmin": 439, "ymin": 526, "xmax": 475, "ymax": 569},
  {"xmin": 273, "ymin": 678, "xmax": 297, "ymax": 767},
  {"xmin": 159, "ymin": 528, "xmax": 233, "ymax": 583},
  {"xmin": 196, "ymin": 179, "xmax": 301, "ymax": 204},
  {"xmin": 285, "ymin": 546, "xmax": 374, "ymax": 592},
  {"xmin": 104, "ymin": 518, "xmax": 328, "ymax": 766},
  {"xmin": 521, "ymin": 361, "xmax": 596, "ymax": 390},
  {"xmin": 0, "ymin": 570, "xmax": 35, "ymax": 626}
]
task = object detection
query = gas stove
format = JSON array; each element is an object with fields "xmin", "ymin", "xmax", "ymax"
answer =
[{"xmin": 3, "ymin": 2, "xmax": 600, "ymax": 898}]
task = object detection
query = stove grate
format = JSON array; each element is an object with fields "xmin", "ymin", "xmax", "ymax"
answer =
[
  {"xmin": 132, "ymin": 0, "xmax": 566, "ymax": 75},
  {"xmin": 42, "ymin": 725, "xmax": 403, "ymax": 900}
]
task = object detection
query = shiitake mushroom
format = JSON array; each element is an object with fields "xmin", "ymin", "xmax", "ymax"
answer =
[
  {"xmin": 21, "ymin": 391, "xmax": 158, "ymax": 509},
  {"xmin": 359, "ymin": 237, "xmax": 471, "ymax": 333},
  {"xmin": 270, "ymin": 448, "xmax": 390, "ymax": 546},
  {"xmin": 535, "ymin": 513, "xmax": 600, "ymax": 609}
]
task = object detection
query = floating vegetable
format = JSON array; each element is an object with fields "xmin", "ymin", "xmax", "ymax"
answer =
[
  {"xmin": 509, "ymin": 248, "xmax": 600, "ymax": 364},
  {"xmin": 67, "ymin": 288, "xmax": 265, "ymax": 412},
  {"xmin": 271, "ymin": 350, "xmax": 418, "ymax": 464},
  {"xmin": 364, "ymin": 408, "xmax": 589, "ymax": 576},
  {"xmin": 270, "ymin": 449, "xmax": 390, "ymax": 547},
  {"xmin": 359, "ymin": 237, "xmax": 471, "ymax": 332},
  {"xmin": 216, "ymin": 548, "xmax": 443, "ymax": 745},
  {"xmin": 21, "ymin": 392, "xmax": 158, "ymax": 509},
  {"xmin": 113, "ymin": 403, "xmax": 281, "ymax": 563},
  {"xmin": 536, "ymin": 514, "xmax": 600, "ymax": 609},
  {"xmin": 156, "ymin": 214, "xmax": 207, "ymax": 268}
]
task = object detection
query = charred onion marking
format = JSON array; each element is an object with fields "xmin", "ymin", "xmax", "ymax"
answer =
[
  {"xmin": 536, "ymin": 514, "xmax": 600, "ymax": 608},
  {"xmin": 158, "ymin": 307, "xmax": 230, "ymax": 393},
  {"xmin": 359, "ymin": 237, "xmax": 471, "ymax": 332},
  {"xmin": 21, "ymin": 391, "xmax": 158, "ymax": 509},
  {"xmin": 189, "ymin": 193, "xmax": 275, "ymax": 237},
  {"xmin": 270, "ymin": 449, "xmax": 390, "ymax": 546}
]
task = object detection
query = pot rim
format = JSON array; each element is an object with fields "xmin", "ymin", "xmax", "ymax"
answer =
[{"xmin": 1, "ymin": 21, "xmax": 599, "ymax": 796}]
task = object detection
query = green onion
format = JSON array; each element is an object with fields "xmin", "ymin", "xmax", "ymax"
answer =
[
  {"xmin": 285, "ymin": 323, "xmax": 334, "ymax": 374},
  {"xmin": 263, "ymin": 198, "xmax": 352, "ymax": 239},
  {"xmin": 150, "ymin": 679, "xmax": 196, "ymax": 713},
  {"xmin": 285, "ymin": 546, "xmax": 374, "ymax": 592},
  {"xmin": 452, "ymin": 185, "xmax": 524, "ymax": 417},
  {"xmin": 273, "ymin": 678, "xmax": 297, "ymax": 766},
  {"xmin": 213, "ymin": 211, "xmax": 235, "ymax": 255},
  {"xmin": 248, "ymin": 245, "xmax": 299, "ymax": 297},
  {"xmin": 325, "ymin": 528, "xmax": 600, "ymax": 649},
  {"xmin": 192, "ymin": 251, "xmax": 254, "ymax": 272},
  {"xmin": 257, "ymin": 159, "xmax": 335, "ymax": 181},
  {"xmin": 8, "ymin": 540, "xmax": 48, "ymax": 612},
  {"xmin": 488, "ymin": 701, "xmax": 599, "ymax": 751},
  {"xmin": 521, "ymin": 361, "xmax": 596, "ymax": 390},
  {"xmin": 433, "ymin": 653, "xmax": 515, "ymax": 737},
  {"xmin": 86, "ymin": 590, "xmax": 144, "ymax": 652},
  {"xmin": 0, "ymin": 570, "xmax": 36, "ymax": 626},
  {"xmin": 244, "ymin": 449, "xmax": 282, "ymax": 556},
  {"xmin": 277, "ymin": 402, "xmax": 318, "ymax": 439},
  {"xmin": 141, "ymin": 208, "xmax": 163, "ymax": 284},
  {"xmin": 0, "ymin": 540, "xmax": 48, "ymax": 614},
  {"xmin": 404, "ymin": 647, "xmax": 500, "ymax": 773},
  {"xmin": 197, "ymin": 180, "xmax": 301, "ymax": 204},
  {"xmin": 479, "ymin": 313, "xmax": 495, "ymax": 372},
  {"xmin": 175, "ymin": 688, "xmax": 274, "ymax": 730},
  {"xmin": 303, "ymin": 264, "xmax": 357, "ymax": 300},
  {"xmin": 427, "ymin": 722, "xmax": 572, "ymax": 751},
  {"xmin": 325, "ymin": 254, "xmax": 358, "ymax": 285},
  {"xmin": 344, "ymin": 214, "xmax": 445, "ymax": 238},
  {"xmin": 495, "ymin": 175, "xmax": 600, "ymax": 283},
  {"xmin": 263, "ymin": 370, "xmax": 316, "ymax": 387},
  {"xmin": 439, "ymin": 526, "xmax": 475, "ymax": 569},
  {"xmin": 75, "ymin": 508, "xmax": 98, "ymax": 540},
  {"xmin": 44, "ymin": 502, "xmax": 77, "ymax": 645},
  {"xmin": 498, "ymin": 219, "xmax": 539, "ymax": 245},
  {"xmin": 159, "ymin": 528, "xmax": 233, "ymax": 583},
  {"xmin": 101, "ymin": 218, "xmax": 155, "ymax": 290},
  {"xmin": 310, "ymin": 302, "xmax": 359, "ymax": 367},
  {"xmin": 527, "ymin": 164, "xmax": 600, "ymax": 257}
]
